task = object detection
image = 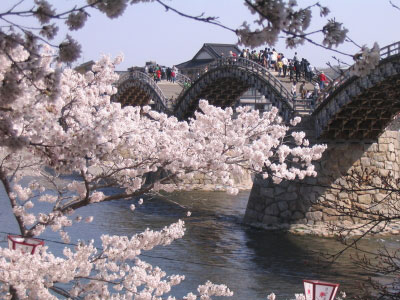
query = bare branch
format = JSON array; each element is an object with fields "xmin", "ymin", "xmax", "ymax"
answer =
[
  {"xmin": 390, "ymin": 0, "xmax": 400, "ymax": 10},
  {"xmin": 0, "ymin": 168, "xmax": 27, "ymax": 236},
  {"xmin": 155, "ymin": 0, "xmax": 237, "ymax": 33}
]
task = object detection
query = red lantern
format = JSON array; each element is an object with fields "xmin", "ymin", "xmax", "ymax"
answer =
[
  {"xmin": 304, "ymin": 280, "xmax": 340, "ymax": 300},
  {"xmin": 8, "ymin": 235, "xmax": 44, "ymax": 254}
]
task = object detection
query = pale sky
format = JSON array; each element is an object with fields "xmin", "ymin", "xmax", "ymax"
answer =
[{"xmin": 3, "ymin": 0, "xmax": 400, "ymax": 70}]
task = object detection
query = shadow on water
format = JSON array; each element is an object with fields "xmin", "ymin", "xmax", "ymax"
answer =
[{"xmin": 243, "ymin": 227, "xmax": 376, "ymax": 298}]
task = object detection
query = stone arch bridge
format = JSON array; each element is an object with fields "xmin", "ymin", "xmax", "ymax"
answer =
[
  {"xmin": 114, "ymin": 57, "xmax": 295, "ymax": 122},
  {"xmin": 113, "ymin": 41, "xmax": 400, "ymax": 228}
]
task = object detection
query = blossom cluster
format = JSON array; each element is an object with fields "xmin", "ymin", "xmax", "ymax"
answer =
[
  {"xmin": 0, "ymin": 220, "xmax": 234, "ymax": 299},
  {"xmin": 322, "ymin": 19, "xmax": 349, "ymax": 48},
  {"xmin": 350, "ymin": 42, "xmax": 381, "ymax": 77},
  {"xmin": 1, "ymin": 48, "xmax": 326, "ymax": 196},
  {"xmin": 237, "ymin": 0, "xmax": 337, "ymax": 49},
  {"xmin": 236, "ymin": 1, "xmax": 381, "ymax": 76},
  {"xmin": 2, "ymin": 0, "xmax": 147, "ymax": 64},
  {"xmin": 0, "ymin": 0, "xmax": 155, "ymax": 114}
]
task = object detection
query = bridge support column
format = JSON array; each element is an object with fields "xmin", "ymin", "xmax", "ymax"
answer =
[{"xmin": 244, "ymin": 130, "xmax": 400, "ymax": 228}]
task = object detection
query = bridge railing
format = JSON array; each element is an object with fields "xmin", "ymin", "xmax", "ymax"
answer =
[
  {"xmin": 293, "ymin": 98, "xmax": 315, "ymax": 114},
  {"xmin": 314, "ymin": 41, "xmax": 400, "ymax": 111},
  {"xmin": 115, "ymin": 71, "xmax": 129, "ymax": 85},
  {"xmin": 206, "ymin": 57, "xmax": 293, "ymax": 106},
  {"xmin": 380, "ymin": 41, "xmax": 400, "ymax": 59},
  {"xmin": 116, "ymin": 71, "xmax": 168, "ymax": 110},
  {"xmin": 175, "ymin": 73, "xmax": 192, "ymax": 87},
  {"xmin": 173, "ymin": 73, "xmax": 193, "ymax": 105}
]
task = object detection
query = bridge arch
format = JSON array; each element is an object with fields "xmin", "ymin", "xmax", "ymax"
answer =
[
  {"xmin": 245, "ymin": 41, "xmax": 400, "ymax": 229},
  {"xmin": 113, "ymin": 71, "xmax": 169, "ymax": 112},
  {"xmin": 173, "ymin": 57, "xmax": 295, "ymax": 121},
  {"xmin": 313, "ymin": 42, "xmax": 400, "ymax": 140}
]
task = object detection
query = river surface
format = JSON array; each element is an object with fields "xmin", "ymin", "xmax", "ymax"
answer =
[{"xmin": 1, "ymin": 184, "xmax": 398, "ymax": 299}]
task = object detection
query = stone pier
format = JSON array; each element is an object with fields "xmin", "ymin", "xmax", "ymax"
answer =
[{"xmin": 244, "ymin": 127, "xmax": 400, "ymax": 227}]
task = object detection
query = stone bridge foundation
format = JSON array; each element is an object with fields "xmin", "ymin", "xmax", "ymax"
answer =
[{"xmin": 244, "ymin": 129, "xmax": 400, "ymax": 227}]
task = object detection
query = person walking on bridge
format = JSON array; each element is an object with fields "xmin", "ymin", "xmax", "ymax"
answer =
[
  {"xmin": 294, "ymin": 59, "xmax": 301, "ymax": 82},
  {"xmin": 289, "ymin": 60, "xmax": 295, "ymax": 80},
  {"xmin": 282, "ymin": 55, "xmax": 288, "ymax": 77},
  {"xmin": 314, "ymin": 82, "xmax": 320, "ymax": 96},
  {"xmin": 306, "ymin": 62, "xmax": 314, "ymax": 82},
  {"xmin": 318, "ymin": 71, "xmax": 327, "ymax": 89},
  {"xmin": 291, "ymin": 81, "xmax": 297, "ymax": 99},
  {"xmin": 166, "ymin": 67, "xmax": 172, "ymax": 82},
  {"xmin": 299, "ymin": 81, "xmax": 306, "ymax": 99},
  {"xmin": 277, "ymin": 59, "xmax": 283, "ymax": 76},
  {"xmin": 271, "ymin": 48, "xmax": 278, "ymax": 71},
  {"xmin": 156, "ymin": 68, "xmax": 161, "ymax": 82},
  {"xmin": 262, "ymin": 50, "xmax": 268, "ymax": 69},
  {"xmin": 171, "ymin": 70, "xmax": 176, "ymax": 83}
]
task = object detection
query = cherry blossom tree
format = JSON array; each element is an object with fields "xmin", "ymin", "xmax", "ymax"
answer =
[
  {"xmin": 0, "ymin": 0, "xmax": 383, "ymax": 299},
  {"xmin": 0, "ymin": 45, "xmax": 326, "ymax": 298}
]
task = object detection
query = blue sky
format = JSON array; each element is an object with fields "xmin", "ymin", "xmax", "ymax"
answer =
[{"xmin": 3, "ymin": 0, "xmax": 400, "ymax": 70}]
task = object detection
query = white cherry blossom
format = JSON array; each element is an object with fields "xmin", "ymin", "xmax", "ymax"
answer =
[{"xmin": 0, "ymin": 49, "xmax": 326, "ymax": 298}]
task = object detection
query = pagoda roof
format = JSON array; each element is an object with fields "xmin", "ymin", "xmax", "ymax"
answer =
[
  {"xmin": 176, "ymin": 43, "xmax": 241, "ymax": 71},
  {"xmin": 192, "ymin": 43, "xmax": 241, "ymax": 60},
  {"xmin": 175, "ymin": 58, "xmax": 214, "ymax": 70}
]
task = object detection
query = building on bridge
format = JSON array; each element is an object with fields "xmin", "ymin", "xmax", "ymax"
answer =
[
  {"xmin": 176, "ymin": 43, "xmax": 241, "ymax": 79},
  {"xmin": 75, "ymin": 60, "xmax": 95, "ymax": 73},
  {"xmin": 176, "ymin": 43, "xmax": 272, "ymax": 111}
]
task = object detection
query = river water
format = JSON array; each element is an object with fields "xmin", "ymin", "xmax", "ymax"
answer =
[{"xmin": 1, "ymin": 184, "xmax": 398, "ymax": 299}]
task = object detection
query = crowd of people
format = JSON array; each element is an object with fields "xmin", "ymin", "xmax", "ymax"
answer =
[
  {"xmin": 144, "ymin": 64, "xmax": 178, "ymax": 83},
  {"xmin": 238, "ymin": 48, "xmax": 330, "ymax": 102},
  {"xmin": 239, "ymin": 48, "xmax": 317, "ymax": 82},
  {"xmin": 141, "ymin": 47, "xmax": 331, "ymax": 109}
]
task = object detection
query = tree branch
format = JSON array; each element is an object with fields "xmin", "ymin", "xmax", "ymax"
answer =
[
  {"xmin": 0, "ymin": 168, "xmax": 27, "ymax": 236},
  {"xmin": 155, "ymin": 0, "xmax": 237, "ymax": 33},
  {"xmin": 390, "ymin": 0, "xmax": 400, "ymax": 10}
]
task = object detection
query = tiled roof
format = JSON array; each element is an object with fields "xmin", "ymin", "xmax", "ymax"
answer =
[
  {"xmin": 175, "ymin": 59, "xmax": 214, "ymax": 70},
  {"xmin": 176, "ymin": 43, "xmax": 241, "ymax": 71},
  {"xmin": 74, "ymin": 60, "xmax": 95, "ymax": 73},
  {"xmin": 201, "ymin": 43, "xmax": 241, "ymax": 58}
]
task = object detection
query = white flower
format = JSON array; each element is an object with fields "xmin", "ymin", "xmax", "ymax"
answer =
[
  {"xmin": 290, "ymin": 116, "xmax": 301, "ymax": 126},
  {"xmin": 92, "ymin": 0, "xmax": 128, "ymax": 18},
  {"xmin": 350, "ymin": 42, "xmax": 380, "ymax": 76},
  {"xmin": 322, "ymin": 19, "xmax": 348, "ymax": 48},
  {"xmin": 295, "ymin": 293, "xmax": 306, "ymax": 300},
  {"xmin": 90, "ymin": 191, "xmax": 104, "ymax": 203},
  {"xmin": 267, "ymin": 292, "xmax": 276, "ymax": 300},
  {"xmin": 319, "ymin": 5, "xmax": 330, "ymax": 17},
  {"xmin": 24, "ymin": 200, "xmax": 34, "ymax": 210},
  {"xmin": 39, "ymin": 24, "xmax": 59, "ymax": 39},
  {"xmin": 58, "ymin": 35, "xmax": 81, "ymax": 63},
  {"xmin": 66, "ymin": 11, "xmax": 88, "ymax": 30},
  {"xmin": 22, "ymin": 214, "xmax": 36, "ymax": 226},
  {"xmin": 34, "ymin": 0, "xmax": 55, "ymax": 24}
]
